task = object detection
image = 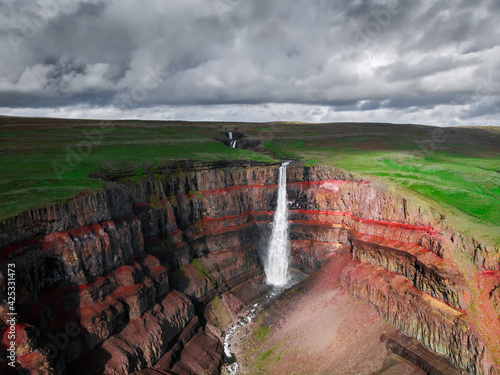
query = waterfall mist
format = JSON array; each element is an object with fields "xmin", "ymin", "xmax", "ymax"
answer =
[{"xmin": 264, "ymin": 161, "xmax": 291, "ymax": 287}]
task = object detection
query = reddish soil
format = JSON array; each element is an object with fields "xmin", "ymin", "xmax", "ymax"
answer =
[{"xmin": 229, "ymin": 257, "xmax": 424, "ymax": 375}]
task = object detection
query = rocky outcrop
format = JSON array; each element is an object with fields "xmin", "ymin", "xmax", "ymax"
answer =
[
  {"xmin": 380, "ymin": 332, "xmax": 466, "ymax": 375},
  {"xmin": 69, "ymin": 290, "xmax": 194, "ymax": 374},
  {"xmin": 0, "ymin": 160, "xmax": 498, "ymax": 374},
  {"xmin": 341, "ymin": 261, "xmax": 482, "ymax": 373}
]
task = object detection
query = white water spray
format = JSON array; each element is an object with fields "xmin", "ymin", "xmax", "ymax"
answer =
[
  {"xmin": 265, "ymin": 161, "xmax": 291, "ymax": 286},
  {"xmin": 228, "ymin": 131, "xmax": 237, "ymax": 148},
  {"xmin": 223, "ymin": 303, "xmax": 258, "ymax": 375}
]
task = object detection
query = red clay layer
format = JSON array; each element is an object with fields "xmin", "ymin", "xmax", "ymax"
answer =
[
  {"xmin": 201, "ymin": 210, "xmax": 273, "ymax": 222},
  {"xmin": 352, "ymin": 232, "xmax": 445, "ymax": 264},
  {"xmin": 194, "ymin": 180, "xmax": 355, "ymax": 197},
  {"xmin": 291, "ymin": 210, "xmax": 438, "ymax": 234},
  {"xmin": 199, "ymin": 209, "xmax": 437, "ymax": 234}
]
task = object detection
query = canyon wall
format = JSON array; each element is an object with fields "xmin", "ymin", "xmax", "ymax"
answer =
[{"xmin": 0, "ymin": 160, "xmax": 498, "ymax": 374}]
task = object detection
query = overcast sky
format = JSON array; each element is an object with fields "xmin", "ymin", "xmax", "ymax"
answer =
[{"xmin": 0, "ymin": 0, "xmax": 499, "ymax": 125}]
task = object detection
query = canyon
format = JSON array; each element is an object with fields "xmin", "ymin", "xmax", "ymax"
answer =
[{"xmin": 0, "ymin": 160, "xmax": 499, "ymax": 375}]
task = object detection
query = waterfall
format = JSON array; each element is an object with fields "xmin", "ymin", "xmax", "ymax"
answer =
[
  {"xmin": 265, "ymin": 161, "xmax": 291, "ymax": 287},
  {"xmin": 228, "ymin": 131, "xmax": 237, "ymax": 148}
]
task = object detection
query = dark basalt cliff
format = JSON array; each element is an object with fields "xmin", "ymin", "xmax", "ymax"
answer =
[{"xmin": 0, "ymin": 160, "xmax": 498, "ymax": 374}]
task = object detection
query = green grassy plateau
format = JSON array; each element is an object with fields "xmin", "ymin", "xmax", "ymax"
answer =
[{"xmin": 0, "ymin": 116, "xmax": 498, "ymax": 244}]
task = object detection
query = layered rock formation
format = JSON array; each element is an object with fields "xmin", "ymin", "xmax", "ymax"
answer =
[{"xmin": 0, "ymin": 160, "xmax": 498, "ymax": 374}]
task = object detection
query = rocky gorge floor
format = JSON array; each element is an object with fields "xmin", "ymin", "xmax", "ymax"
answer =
[{"xmin": 228, "ymin": 257, "xmax": 464, "ymax": 375}]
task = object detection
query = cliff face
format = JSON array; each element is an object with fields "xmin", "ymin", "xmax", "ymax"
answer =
[{"xmin": 0, "ymin": 161, "xmax": 498, "ymax": 374}]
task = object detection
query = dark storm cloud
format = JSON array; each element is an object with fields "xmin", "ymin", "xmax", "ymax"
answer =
[
  {"xmin": 0, "ymin": 0, "xmax": 499, "ymax": 124},
  {"xmin": 377, "ymin": 55, "xmax": 480, "ymax": 82}
]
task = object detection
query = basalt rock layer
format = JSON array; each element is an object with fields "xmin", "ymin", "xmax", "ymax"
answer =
[{"xmin": 0, "ymin": 160, "xmax": 498, "ymax": 374}]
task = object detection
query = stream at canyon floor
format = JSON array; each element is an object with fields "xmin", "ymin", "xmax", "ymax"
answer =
[
  {"xmin": 221, "ymin": 293, "xmax": 277, "ymax": 375},
  {"xmin": 221, "ymin": 281, "xmax": 304, "ymax": 375},
  {"xmin": 222, "ymin": 303, "xmax": 259, "ymax": 375},
  {"xmin": 222, "ymin": 264, "xmax": 422, "ymax": 375}
]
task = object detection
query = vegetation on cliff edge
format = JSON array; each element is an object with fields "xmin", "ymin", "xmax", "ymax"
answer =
[{"xmin": 1, "ymin": 117, "xmax": 498, "ymax": 246}]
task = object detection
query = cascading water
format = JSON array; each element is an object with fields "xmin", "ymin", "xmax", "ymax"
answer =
[
  {"xmin": 222, "ymin": 162, "xmax": 293, "ymax": 373},
  {"xmin": 264, "ymin": 161, "xmax": 291, "ymax": 287},
  {"xmin": 228, "ymin": 131, "xmax": 237, "ymax": 148},
  {"xmin": 223, "ymin": 303, "xmax": 259, "ymax": 375}
]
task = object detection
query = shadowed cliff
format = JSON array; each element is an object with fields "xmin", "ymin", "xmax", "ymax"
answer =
[{"xmin": 0, "ymin": 160, "xmax": 498, "ymax": 374}]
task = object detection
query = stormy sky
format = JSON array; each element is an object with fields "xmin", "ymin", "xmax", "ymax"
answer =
[{"xmin": 0, "ymin": 0, "xmax": 499, "ymax": 125}]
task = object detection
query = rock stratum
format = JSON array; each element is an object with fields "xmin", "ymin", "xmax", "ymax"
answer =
[{"xmin": 0, "ymin": 160, "xmax": 499, "ymax": 374}]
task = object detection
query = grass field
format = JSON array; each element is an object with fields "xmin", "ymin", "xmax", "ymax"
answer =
[
  {"xmin": 1, "ymin": 116, "xmax": 498, "ymax": 244},
  {"xmin": 0, "ymin": 117, "xmax": 272, "ymax": 220},
  {"xmin": 261, "ymin": 140, "xmax": 500, "ymax": 225},
  {"xmin": 251, "ymin": 123, "xmax": 500, "ymax": 244}
]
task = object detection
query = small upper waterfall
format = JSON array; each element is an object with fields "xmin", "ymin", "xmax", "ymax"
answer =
[
  {"xmin": 264, "ymin": 161, "xmax": 291, "ymax": 287},
  {"xmin": 228, "ymin": 131, "xmax": 237, "ymax": 148}
]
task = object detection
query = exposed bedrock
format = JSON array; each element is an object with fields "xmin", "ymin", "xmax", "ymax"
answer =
[{"xmin": 0, "ymin": 160, "xmax": 498, "ymax": 374}]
